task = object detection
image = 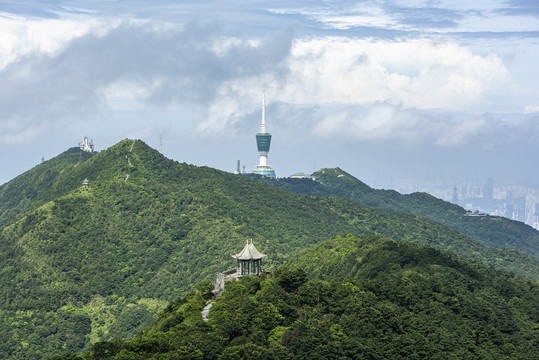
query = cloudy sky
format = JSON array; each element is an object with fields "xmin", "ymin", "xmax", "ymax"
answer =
[{"xmin": 1, "ymin": 0, "xmax": 538, "ymax": 187}]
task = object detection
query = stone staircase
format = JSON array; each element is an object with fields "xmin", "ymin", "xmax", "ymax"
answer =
[{"xmin": 202, "ymin": 269, "xmax": 237, "ymax": 322}]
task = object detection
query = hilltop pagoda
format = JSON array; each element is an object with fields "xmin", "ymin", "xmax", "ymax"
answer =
[{"xmin": 232, "ymin": 239, "xmax": 267, "ymax": 277}]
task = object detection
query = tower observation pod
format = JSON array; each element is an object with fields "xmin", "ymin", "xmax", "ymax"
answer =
[{"xmin": 252, "ymin": 93, "xmax": 276, "ymax": 178}]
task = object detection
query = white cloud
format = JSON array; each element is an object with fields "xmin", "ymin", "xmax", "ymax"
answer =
[
  {"xmin": 0, "ymin": 8, "xmax": 524, "ymax": 154},
  {"xmin": 311, "ymin": 102, "xmax": 439, "ymax": 143},
  {"xmin": 263, "ymin": 37, "xmax": 510, "ymax": 111},
  {"xmin": 457, "ymin": 13, "xmax": 539, "ymax": 33},
  {"xmin": 0, "ymin": 15, "xmax": 115, "ymax": 70},
  {"xmin": 308, "ymin": 101, "xmax": 535, "ymax": 149},
  {"xmin": 0, "ymin": 19, "xmax": 295, "ymax": 144},
  {"xmin": 221, "ymin": 37, "xmax": 510, "ymax": 111},
  {"xmin": 524, "ymin": 105, "xmax": 539, "ymax": 114},
  {"xmin": 189, "ymin": 36, "xmax": 513, "ymax": 149}
]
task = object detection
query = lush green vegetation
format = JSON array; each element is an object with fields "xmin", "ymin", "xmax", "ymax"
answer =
[
  {"xmin": 1, "ymin": 140, "xmax": 538, "ymax": 359},
  {"xmin": 254, "ymin": 167, "xmax": 539, "ymax": 259},
  {"xmin": 0, "ymin": 148, "xmax": 95, "ymax": 225},
  {"xmin": 59, "ymin": 235, "xmax": 539, "ymax": 359}
]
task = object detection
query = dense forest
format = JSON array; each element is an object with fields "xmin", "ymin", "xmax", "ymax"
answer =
[
  {"xmin": 0, "ymin": 140, "xmax": 538, "ymax": 359},
  {"xmin": 253, "ymin": 167, "xmax": 539, "ymax": 260},
  {"xmin": 55, "ymin": 235, "xmax": 539, "ymax": 359},
  {"xmin": 0, "ymin": 148, "xmax": 95, "ymax": 225}
]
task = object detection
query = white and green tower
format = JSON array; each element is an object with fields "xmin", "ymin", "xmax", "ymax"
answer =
[{"xmin": 252, "ymin": 94, "xmax": 276, "ymax": 178}]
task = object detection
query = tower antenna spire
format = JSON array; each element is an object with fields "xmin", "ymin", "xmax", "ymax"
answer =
[{"xmin": 261, "ymin": 91, "xmax": 267, "ymax": 133}]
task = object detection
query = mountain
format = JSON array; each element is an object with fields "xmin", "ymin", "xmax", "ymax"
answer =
[
  {"xmin": 252, "ymin": 167, "xmax": 539, "ymax": 260},
  {"xmin": 1, "ymin": 140, "xmax": 538, "ymax": 359},
  {"xmin": 62, "ymin": 235, "xmax": 539, "ymax": 360},
  {"xmin": 0, "ymin": 147, "xmax": 95, "ymax": 224}
]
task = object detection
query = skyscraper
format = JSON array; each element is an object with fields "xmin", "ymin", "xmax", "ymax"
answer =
[
  {"xmin": 252, "ymin": 94, "xmax": 276, "ymax": 178},
  {"xmin": 517, "ymin": 195, "xmax": 526, "ymax": 223},
  {"xmin": 452, "ymin": 185, "xmax": 459, "ymax": 205}
]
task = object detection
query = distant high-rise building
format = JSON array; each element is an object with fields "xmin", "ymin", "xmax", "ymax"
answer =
[
  {"xmin": 483, "ymin": 177, "xmax": 494, "ymax": 209},
  {"xmin": 252, "ymin": 94, "xmax": 276, "ymax": 178},
  {"xmin": 452, "ymin": 185, "xmax": 458, "ymax": 204},
  {"xmin": 505, "ymin": 191, "xmax": 514, "ymax": 218},
  {"xmin": 516, "ymin": 195, "xmax": 526, "ymax": 222},
  {"xmin": 483, "ymin": 177, "xmax": 493, "ymax": 200}
]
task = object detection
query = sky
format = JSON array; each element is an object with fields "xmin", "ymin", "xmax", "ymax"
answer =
[{"xmin": 1, "ymin": 0, "xmax": 539, "ymax": 188}]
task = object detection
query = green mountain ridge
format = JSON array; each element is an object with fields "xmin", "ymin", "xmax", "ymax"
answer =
[
  {"xmin": 0, "ymin": 147, "xmax": 95, "ymax": 225},
  {"xmin": 65, "ymin": 234, "xmax": 539, "ymax": 360},
  {"xmin": 0, "ymin": 139, "xmax": 538, "ymax": 359},
  {"xmin": 253, "ymin": 167, "xmax": 539, "ymax": 259}
]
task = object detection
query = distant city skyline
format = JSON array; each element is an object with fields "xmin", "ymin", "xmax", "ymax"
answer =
[
  {"xmin": 378, "ymin": 175, "xmax": 539, "ymax": 230},
  {"xmin": 1, "ymin": 1, "xmax": 539, "ymax": 188}
]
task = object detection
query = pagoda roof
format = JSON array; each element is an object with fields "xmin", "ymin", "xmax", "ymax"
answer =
[{"xmin": 232, "ymin": 239, "xmax": 267, "ymax": 260}]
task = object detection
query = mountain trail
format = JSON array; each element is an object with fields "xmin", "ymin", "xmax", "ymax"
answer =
[
  {"xmin": 126, "ymin": 155, "xmax": 133, "ymax": 167},
  {"xmin": 201, "ymin": 302, "xmax": 213, "ymax": 322}
]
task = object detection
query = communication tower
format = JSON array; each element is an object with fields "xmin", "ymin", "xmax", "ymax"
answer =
[
  {"xmin": 79, "ymin": 137, "xmax": 94, "ymax": 152},
  {"xmin": 252, "ymin": 93, "xmax": 276, "ymax": 177}
]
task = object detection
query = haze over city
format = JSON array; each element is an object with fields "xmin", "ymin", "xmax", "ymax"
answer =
[{"xmin": 1, "ymin": 0, "xmax": 539, "ymax": 192}]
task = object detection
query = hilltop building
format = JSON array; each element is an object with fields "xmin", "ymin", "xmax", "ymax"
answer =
[
  {"xmin": 234, "ymin": 160, "xmax": 241, "ymax": 175},
  {"xmin": 252, "ymin": 94, "xmax": 276, "ymax": 178},
  {"xmin": 290, "ymin": 172, "xmax": 313, "ymax": 180},
  {"xmin": 232, "ymin": 239, "xmax": 267, "ymax": 277},
  {"xmin": 79, "ymin": 137, "xmax": 94, "ymax": 152}
]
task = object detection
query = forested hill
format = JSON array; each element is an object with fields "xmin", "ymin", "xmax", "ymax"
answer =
[
  {"xmin": 1, "ymin": 139, "xmax": 538, "ymax": 359},
  {"xmin": 0, "ymin": 147, "xmax": 95, "ymax": 224},
  {"xmin": 254, "ymin": 167, "xmax": 539, "ymax": 259},
  {"xmin": 62, "ymin": 235, "xmax": 539, "ymax": 360}
]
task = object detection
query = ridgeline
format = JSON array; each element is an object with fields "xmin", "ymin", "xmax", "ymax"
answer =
[
  {"xmin": 254, "ymin": 167, "xmax": 539, "ymax": 260},
  {"xmin": 0, "ymin": 140, "xmax": 537, "ymax": 359}
]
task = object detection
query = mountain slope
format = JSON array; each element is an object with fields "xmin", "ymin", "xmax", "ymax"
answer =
[
  {"xmin": 255, "ymin": 167, "xmax": 539, "ymax": 259},
  {"xmin": 1, "ymin": 140, "xmax": 538, "ymax": 359},
  {"xmin": 0, "ymin": 147, "xmax": 95, "ymax": 224},
  {"xmin": 68, "ymin": 235, "xmax": 539, "ymax": 360}
]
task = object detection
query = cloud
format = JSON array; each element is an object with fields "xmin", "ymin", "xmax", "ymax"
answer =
[
  {"xmin": 0, "ymin": 19, "xmax": 295, "ymax": 143},
  {"xmin": 524, "ymin": 105, "xmax": 539, "ymax": 114},
  {"xmin": 311, "ymin": 102, "xmax": 447, "ymax": 144},
  {"xmin": 0, "ymin": 5, "xmax": 529, "ymax": 155},
  {"xmin": 227, "ymin": 37, "xmax": 509, "ymax": 112},
  {"xmin": 309, "ymin": 101, "xmax": 539, "ymax": 149},
  {"xmin": 181, "ymin": 35, "xmax": 516, "ymax": 149},
  {"xmin": 0, "ymin": 16, "xmax": 107, "ymax": 69},
  {"xmin": 498, "ymin": 0, "xmax": 539, "ymax": 18}
]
